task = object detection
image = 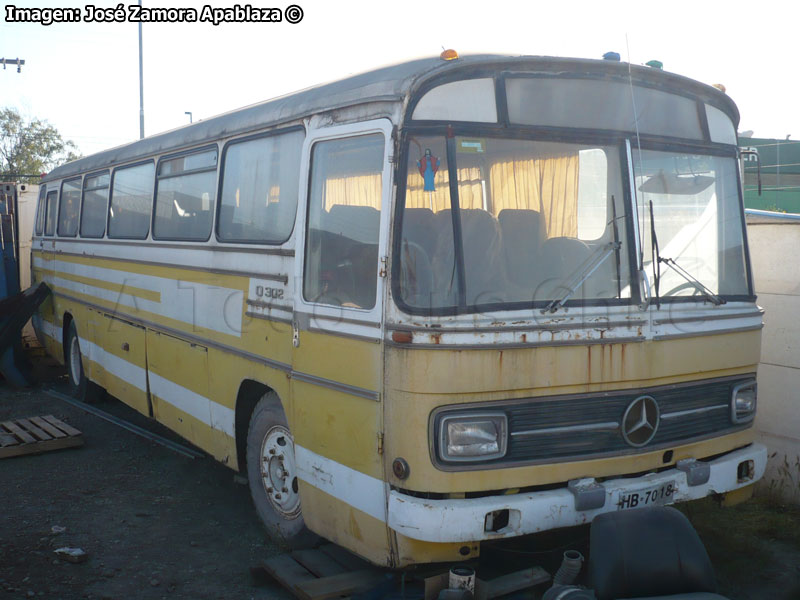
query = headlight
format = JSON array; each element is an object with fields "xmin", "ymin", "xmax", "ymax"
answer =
[
  {"xmin": 438, "ymin": 413, "xmax": 507, "ymax": 462},
  {"xmin": 731, "ymin": 380, "xmax": 757, "ymax": 423}
]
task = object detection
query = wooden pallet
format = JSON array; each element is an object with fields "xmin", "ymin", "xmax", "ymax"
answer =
[
  {"xmin": 258, "ymin": 543, "xmax": 550, "ymax": 600},
  {"xmin": 260, "ymin": 544, "xmax": 389, "ymax": 600},
  {"xmin": 0, "ymin": 415, "xmax": 83, "ymax": 459}
]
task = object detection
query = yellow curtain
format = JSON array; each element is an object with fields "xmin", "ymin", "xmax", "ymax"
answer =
[
  {"xmin": 489, "ymin": 154, "xmax": 579, "ymax": 238},
  {"xmin": 405, "ymin": 167, "xmax": 483, "ymax": 211},
  {"xmin": 403, "ymin": 153, "xmax": 579, "ymax": 238},
  {"xmin": 324, "ymin": 174, "xmax": 382, "ymax": 210}
]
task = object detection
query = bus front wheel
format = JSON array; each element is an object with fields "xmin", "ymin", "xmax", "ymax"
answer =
[{"xmin": 246, "ymin": 393, "xmax": 318, "ymax": 548}]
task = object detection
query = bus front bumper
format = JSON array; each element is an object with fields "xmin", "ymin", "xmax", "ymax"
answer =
[{"xmin": 387, "ymin": 443, "xmax": 767, "ymax": 543}]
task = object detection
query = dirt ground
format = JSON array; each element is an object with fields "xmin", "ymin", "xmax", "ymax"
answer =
[{"xmin": 2, "ymin": 366, "xmax": 800, "ymax": 600}]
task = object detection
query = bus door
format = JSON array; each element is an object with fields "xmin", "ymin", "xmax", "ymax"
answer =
[{"xmin": 291, "ymin": 119, "xmax": 392, "ymax": 554}]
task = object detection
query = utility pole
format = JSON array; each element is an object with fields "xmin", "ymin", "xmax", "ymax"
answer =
[
  {"xmin": 0, "ymin": 58, "xmax": 25, "ymax": 73},
  {"xmin": 138, "ymin": 0, "xmax": 145, "ymax": 139}
]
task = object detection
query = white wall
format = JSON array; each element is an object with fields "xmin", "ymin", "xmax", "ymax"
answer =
[{"xmin": 747, "ymin": 212, "xmax": 800, "ymax": 502}]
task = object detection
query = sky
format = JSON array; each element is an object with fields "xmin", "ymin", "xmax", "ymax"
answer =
[{"xmin": 2, "ymin": 0, "xmax": 798, "ymax": 159}]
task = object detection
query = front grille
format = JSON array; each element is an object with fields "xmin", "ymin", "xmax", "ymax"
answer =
[{"xmin": 434, "ymin": 376, "xmax": 753, "ymax": 467}]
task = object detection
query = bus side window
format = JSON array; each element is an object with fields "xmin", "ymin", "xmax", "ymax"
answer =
[
  {"xmin": 217, "ymin": 129, "xmax": 303, "ymax": 244},
  {"xmin": 34, "ymin": 186, "xmax": 46, "ymax": 236},
  {"xmin": 58, "ymin": 177, "xmax": 82, "ymax": 237},
  {"xmin": 108, "ymin": 162, "xmax": 154, "ymax": 239},
  {"xmin": 44, "ymin": 190, "xmax": 58, "ymax": 236},
  {"xmin": 303, "ymin": 133, "xmax": 384, "ymax": 310},
  {"xmin": 153, "ymin": 148, "xmax": 218, "ymax": 241},
  {"xmin": 81, "ymin": 171, "xmax": 110, "ymax": 238}
]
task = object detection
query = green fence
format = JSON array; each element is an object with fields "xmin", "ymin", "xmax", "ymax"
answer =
[{"xmin": 740, "ymin": 137, "xmax": 800, "ymax": 213}]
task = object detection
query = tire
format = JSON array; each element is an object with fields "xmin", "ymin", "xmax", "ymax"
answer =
[
  {"xmin": 65, "ymin": 321, "xmax": 104, "ymax": 403},
  {"xmin": 246, "ymin": 392, "xmax": 319, "ymax": 549}
]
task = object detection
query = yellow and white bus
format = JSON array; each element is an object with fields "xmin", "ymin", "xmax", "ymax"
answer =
[{"xmin": 32, "ymin": 53, "xmax": 766, "ymax": 567}]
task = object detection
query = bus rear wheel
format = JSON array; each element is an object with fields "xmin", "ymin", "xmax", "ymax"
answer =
[
  {"xmin": 65, "ymin": 321, "xmax": 103, "ymax": 403},
  {"xmin": 246, "ymin": 393, "xmax": 318, "ymax": 549}
]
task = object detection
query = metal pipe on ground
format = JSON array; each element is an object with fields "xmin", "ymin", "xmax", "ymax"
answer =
[{"xmin": 43, "ymin": 388, "xmax": 205, "ymax": 459}]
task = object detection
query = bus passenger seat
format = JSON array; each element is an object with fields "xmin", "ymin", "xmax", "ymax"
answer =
[
  {"xmin": 429, "ymin": 210, "xmax": 458, "ymax": 304},
  {"xmin": 498, "ymin": 209, "xmax": 545, "ymax": 288},
  {"xmin": 328, "ymin": 205, "xmax": 380, "ymax": 244},
  {"xmin": 400, "ymin": 208, "xmax": 436, "ymax": 307},
  {"xmin": 460, "ymin": 209, "xmax": 508, "ymax": 305},
  {"xmin": 429, "ymin": 209, "xmax": 509, "ymax": 306},
  {"xmin": 402, "ymin": 208, "xmax": 437, "ymax": 258},
  {"xmin": 539, "ymin": 237, "xmax": 593, "ymax": 300},
  {"xmin": 327, "ymin": 205, "xmax": 381, "ymax": 307}
]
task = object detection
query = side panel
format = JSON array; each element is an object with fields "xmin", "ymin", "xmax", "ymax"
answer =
[
  {"xmin": 31, "ymin": 247, "xmax": 291, "ymax": 467},
  {"xmin": 147, "ymin": 330, "xmax": 216, "ymax": 448},
  {"xmin": 93, "ymin": 314, "xmax": 149, "ymax": 415}
]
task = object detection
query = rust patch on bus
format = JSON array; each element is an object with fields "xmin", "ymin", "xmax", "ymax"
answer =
[{"xmin": 349, "ymin": 509, "xmax": 363, "ymax": 541}]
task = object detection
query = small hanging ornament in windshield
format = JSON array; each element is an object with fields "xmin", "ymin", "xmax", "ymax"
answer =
[{"xmin": 417, "ymin": 148, "xmax": 439, "ymax": 192}]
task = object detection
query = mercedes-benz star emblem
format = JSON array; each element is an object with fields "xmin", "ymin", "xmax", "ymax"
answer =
[{"xmin": 622, "ymin": 395, "xmax": 660, "ymax": 447}]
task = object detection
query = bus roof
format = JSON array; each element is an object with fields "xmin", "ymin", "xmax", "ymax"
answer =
[{"xmin": 44, "ymin": 54, "xmax": 738, "ymax": 183}]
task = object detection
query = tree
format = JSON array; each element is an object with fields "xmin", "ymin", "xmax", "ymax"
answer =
[{"xmin": 0, "ymin": 107, "xmax": 81, "ymax": 183}]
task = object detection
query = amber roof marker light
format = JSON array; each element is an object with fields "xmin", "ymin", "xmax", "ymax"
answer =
[{"xmin": 440, "ymin": 49, "xmax": 459, "ymax": 61}]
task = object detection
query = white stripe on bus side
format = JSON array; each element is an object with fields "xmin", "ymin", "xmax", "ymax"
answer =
[
  {"xmin": 34, "ymin": 257, "xmax": 244, "ymax": 338},
  {"xmin": 149, "ymin": 372, "xmax": 235, "ymax": 438},
  {"xmin": 79, "ymin": 337, "xmax": 148, "ymax": 392},
  {"xmin": 33, "ymin": 239, "xmax": 291, "ymax": 280},
  {"xmin": 77, "ymin": 337, "xmax": 236, "ymax": 438},
  {"xmin": 39, "ymin": 318, "xmax": 58, "ymax": 341},
  {"xmin": 294, "ymin": 444, "xmax": 388, "ymax": 523}
]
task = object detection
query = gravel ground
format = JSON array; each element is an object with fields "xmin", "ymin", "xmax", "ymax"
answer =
[{"xmin": 0, "ymin": 365, "xmax": 291, "ymax": 600}]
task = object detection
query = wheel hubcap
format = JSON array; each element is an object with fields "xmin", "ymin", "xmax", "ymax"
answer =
[
  {"xmin": 69, "ymin": 336, "xmax": 82, "ymax": 387},
  {"xmin": 260, "ymin": 426, "xmax": 300, "ymax": 519}
]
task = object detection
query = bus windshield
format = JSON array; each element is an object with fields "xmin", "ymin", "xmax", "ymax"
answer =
[
  {"xmin": 635, "ymin": 150, "xmax": 749, "ymax": 300},
  {"xmin": 397, "ymin": 134, "xmax": 633, "ymax": 313},
  {"xmin": 397, "ymin": 137, "xmax": 750, "ymax": 314}
]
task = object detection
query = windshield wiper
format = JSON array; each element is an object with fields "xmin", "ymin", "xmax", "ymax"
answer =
[
  {"xmin": 611, "ymin": 195, "xmax": 622, "ymax": 299},
  {"xmin": 657, "ymin": 256, "xmax": 726, "ymax": 305},
  {"xmin": 649, "ymin": 199, "xmax": 662, "ymax": 309},
  {"xmin": 542, "ymin": 241, "xmax": 622, "ymax": 313},
  {"xmin": 647, "ymin": 199, "xmax": 725, "ymax": 306}
]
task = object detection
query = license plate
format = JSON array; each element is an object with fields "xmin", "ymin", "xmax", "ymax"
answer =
[{"xmin": 616, "ymin": 481, "xmax": 676, "ymax": 510}]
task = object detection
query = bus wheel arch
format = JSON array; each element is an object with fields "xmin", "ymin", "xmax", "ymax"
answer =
[
  {"xmin": 234, "ymin": 380, "xmax": 275, "ymax": 472},
  {"xmin": 241, "ymin": 385, "xmax": 318, "ymax": 548}
]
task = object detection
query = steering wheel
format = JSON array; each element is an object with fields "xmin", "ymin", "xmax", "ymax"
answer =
[
  {"xmin": 658, "ymin": 256, "xmax": 712, "ymax": 298},
  {"xmin": 661, "ymin": 281, "xmax": 704, "ymax": 297}
]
